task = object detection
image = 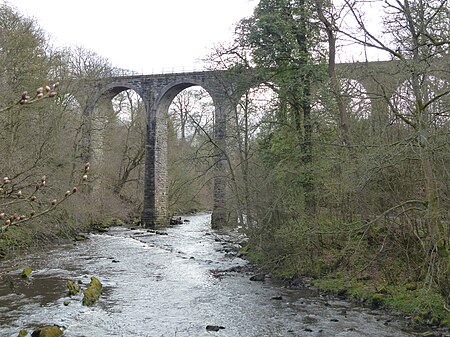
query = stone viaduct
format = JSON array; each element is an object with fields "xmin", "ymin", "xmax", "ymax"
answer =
[{"xmin": 77, "ymin": 58, "xmax": 450, "ymax": 228}]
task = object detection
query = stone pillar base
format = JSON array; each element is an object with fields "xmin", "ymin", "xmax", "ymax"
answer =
[
  {"xmin": 211, "ymin": 209, "xmax": 227, "ymax": 229},
  {"xmin": 141, "ymin": 210, "xmax": 169, "ymax": 228}
]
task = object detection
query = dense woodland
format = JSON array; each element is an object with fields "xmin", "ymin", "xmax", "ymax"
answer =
[{"xmin": 0, "ymin": 0, "xmax": 449, "ymax": 327}]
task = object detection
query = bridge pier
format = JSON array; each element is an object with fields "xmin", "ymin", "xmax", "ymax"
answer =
[
  {"xmin": 139, "ymin": 78, "xmax": 233, "ymax": 228},
  {"xmin": 141, "ymin": 88, "xmax": 170, "ymax": 228},
  {"xmin": 210, "ymin": 94, "xmax": 232, "ymax": 229}
]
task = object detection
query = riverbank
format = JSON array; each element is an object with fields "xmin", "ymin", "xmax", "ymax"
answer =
[
  {"xmin": 237, "ymin": 243, "xmax": 450, "ymax": 336},
  {"xmin": 0, "ymin": 212, "xmax": 124, "ymax": 261}
]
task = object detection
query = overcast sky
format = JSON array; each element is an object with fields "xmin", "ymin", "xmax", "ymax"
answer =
[{"xmin": 9, "ymin": 0, "xmax": 257, "ymax": 74}]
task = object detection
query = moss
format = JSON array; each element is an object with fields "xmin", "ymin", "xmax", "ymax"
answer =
[
  {"xmin": 93, "ymin": 217, "xmax": 124, "ymax": 230},
  {"xmin": 21, "ymin": 266, "xmax": 32, "ymax": 278},
  {"xmin": 370, "ymin": 293, "xmax": 386, "ymax": 308},
  {"xmin": 82, "ymin": 276, "xmax": 102, "ymax": 306},
  {"xmin": 239, "ymin": 244, "xmax": 264, "ymax": 264},
  {"xmin": 31, "ymin": 325, "xmax": 63, "ymax": 337},
  {"xmin": 18, "ymin": 329, "xmax": 27, "ymax": 337},
  {"xmin": 66, "ymin": 280, "xmax": 81, "ymax": 296},
  {"xmin": 273, "ymin": 268, "xmax": 297, "ymax": 279},
  {"xmin": 312, "ymin": 276, "xmax": 348, "ymax": 294},
  {"xmin": 312, "ymin": 274, "xmax": 450, "ymax": 328},
  {"xmin": 384, "ymin": 288, "xmax": 449, "ymax": 327}
]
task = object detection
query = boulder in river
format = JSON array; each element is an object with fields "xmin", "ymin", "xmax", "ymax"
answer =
[
  {"xmin": 206, "ymin": 325, "xmax": 225, "ymax": 332},
  {"xmin": 31, "ymin": 325, "xmax": 63, "ymax": 337},
  {"xmin": 67, "ymin": 280, "xmax": 81, "ymax": 296},
  {"xmin": 21, "ymin": 267, "xmax": 32, "ymax": 278},
  {"xmin": 250, "ymin": 274, "xmax": 265, "ymax": 282},
  {"xmin": 82, "ymin": 276, "xmax": 102, "ymax": 306},
  {"xmin": 170, "ymin": 216, "xmax": 183, "ymax": 225}
]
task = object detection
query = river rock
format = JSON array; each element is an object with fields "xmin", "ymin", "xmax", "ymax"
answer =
[
  {"xmin": 21, "ymin": 267, "xmax": 32, "ymax": 278},
  {"xmin": 74, "ymin": 234, "xmax": 88, "ymax": 242},
  {"xmin": 31, "ymin": 325, "xmax": 63, "ymax": 337},
  {"xmin": 67, "ymin": 280, "xmax": 81, "ymax": 295},
  {"xmin": 82, "ymin": 276, "xmax": 102, "ymax": 306},
  {"xmin": 250, "ymin": 274, "xmax": 265, "ymax": 282},
  {"xmin": 206, "ymin": 325, "xmax": 225, "ymax": 332},
  {"xmin": 170, "ymin": 217, "xmax": 183, "ymax": 225}
]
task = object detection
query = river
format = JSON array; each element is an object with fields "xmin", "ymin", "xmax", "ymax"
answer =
[{"xmin": 0, "ymin": 213, "xmax": 423, "ymax": 336}]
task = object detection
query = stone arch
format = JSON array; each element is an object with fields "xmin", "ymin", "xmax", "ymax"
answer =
[
  {"xmin": 339, "ymin": 78, "xmax": 372, "ymax": 120},
  {"xmin": 56, "ymin": 92, "xmax": 83, "ymax": 114},
  {"xmin": 150, "ymin": 81, "xmax": 214, "ymax": 226},
  {"xmin": 95, "ymin": 81, "xmax": 144, "ymax": 103},
  {"xmin": 336, "ymin": 61, "xmax": 409, "ymax": 122},
  {"xmin": 141, "ymin": 78, "xmax": 234, "ymax": 228},
  {"xmin": 80, "ymin": 82, "xmax": 144, "ymax": 140},
  {"xmin": 389, "ymin": 75, "xmax": 450, "ymax": 127}
]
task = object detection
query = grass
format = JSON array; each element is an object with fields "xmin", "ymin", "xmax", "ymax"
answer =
[{"xmin": 312, "ymin": 274, "xmax": 450, "ymax": 328}]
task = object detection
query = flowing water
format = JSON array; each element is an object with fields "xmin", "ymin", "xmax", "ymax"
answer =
[{"xmin": 0, "ymin": 213, "xmax": 426, "ymax": 336}]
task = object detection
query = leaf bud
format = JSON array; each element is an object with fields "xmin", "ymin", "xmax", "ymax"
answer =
[
  {"xmin": 72, "ymin": 187, "xmax": 77, "ymax": 193},
  {"xmin": 3, "ymin": 177, "xmax": 10, "ymax": 184},
  {"xmin": 16, "ymin": 190, "xmax": 22, "ymax": 197},
  {"xmin": 45, "ymin": 85, "xmax": 51, "ymax": 93},
  {"xmin": 37, "ymin": 92, "xmax": 44, "ymax": 99},
  {"xmin": 21, "ymin": 91, "xmax": 29, "ymax": 100},
  {"xmin": 82, "ymin": 174, "xmax": 88, "ymax": 181},
  {"xmin": 41, "ymin": 175, "xmax": 46, "ymax": 182},
  {"xmin": 36, "ymin": 87, "xmax": 44, "ymax": 94},
  {"xmin": 48, "ymin": 91, "xmax": 57, "ymax": 98},
  {"xmin": 84, "ymin": 163, "xmax": 90, "ymax": 171},
  {"xmin": 0, "ymin": 212, "xmax": 5, "ymax": 218},
  {"xmin": 51, "ymin": 199, "xmax": 57, "ymax": 206},
  {"xmin": 5, "ymin": 219, "xmax": 11, "ymax": 226},
  {"xmin": 65, "ymin": 190, "xmax": 71, "ymax": 197},
  {"xmin": 30, "ymin": 195, "xmax": 37, "ymax": 202}
]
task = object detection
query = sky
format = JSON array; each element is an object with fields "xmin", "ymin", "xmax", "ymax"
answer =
[{"xmin": 8, "ymin": 0, "xmax": 257, "ymax": 74}]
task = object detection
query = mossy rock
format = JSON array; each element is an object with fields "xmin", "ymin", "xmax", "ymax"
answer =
[
  {"xmin": 31, "ymin": 325, "xmax": 63, "ymax": 337},
  {"xmin": 21, "ymin": 267, "xmax": 32, "ymax": 278},
  {"xmin": 74, "ymin": 235, "xmax": 88, "ymax": 242},
  {"xmin": 370, "ymin": 293, "xmax": 386, "ymax": 308},
  {"xmin": 82, "ymin": 276, "xmax": 102, "ymax": 306},
  {"xmin": 18, "ymin": 329, "xmax": 27, "ymax": 337},
  {"xmin": 421, "ymin": 332, "xmax": 440, "ymax": 337},
  {"xmin": 66, "ymin": 280, "xmax": 81, "ymax": 296}
]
